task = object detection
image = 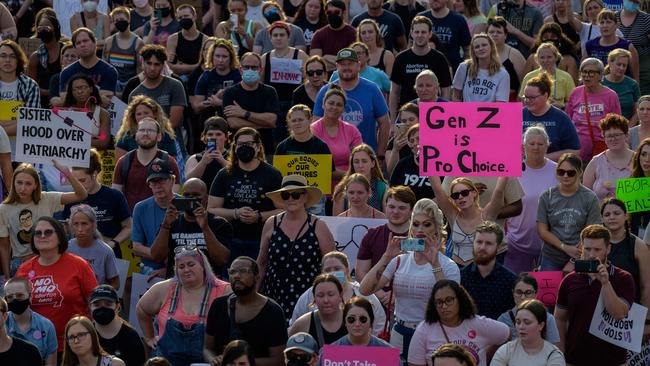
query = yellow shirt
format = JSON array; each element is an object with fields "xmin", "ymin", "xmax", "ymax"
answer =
[{"xmin": 519, "ymin": 67, "xmax": 575, "ymax": 108}]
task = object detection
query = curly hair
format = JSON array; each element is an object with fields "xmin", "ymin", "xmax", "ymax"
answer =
[
  {"xmin": 116, "ymin": 95, "xmax": 175, "ymax": 141},
  {"xmin": 425, "ymin": 280, "xmax": 477, "ymax": 324}
]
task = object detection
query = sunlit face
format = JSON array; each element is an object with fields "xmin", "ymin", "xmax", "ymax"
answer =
[
  {"xmin": 134, "ymin": 104, "xmax": 155, "ymax": 122},
  {"xmin": 62, "ymin": 48, "xmax": 79, "ymax": 68},
  {"xmin": 640, "ymin": 145, "xmax": 650, "ymax": 174},
  {"xmin": 602, "ymin": 127, "xmax": 628, "ymax": 151},
  {"xmin": 602, "ymin": 203, "xmax": 626, "ymax": 232},
  {"xmin": 135, "ymin": 119, "xmax": 161, "ymax": 148},
  {"xmin": 204, "ymin": 129, "xmax": 227, "ymax": 150},
  {"xmin": 536, "ymin": 47, "xmax": 557, "ymax": 70},
  {"xmin": 352, "ymin": 151, "xmax": 375, "ymax": 178},
  {"xmin": 306, "ymin": 60, "xmax": 326, "ymax": 86},
  {"xmin": 415, "ymin": 75, "xmax": 438, "ymax": 101},
  {"xmin": 516, "ymin": 309, "xmax": 544, "ymax": 342},
  {"xmin": 4, "ymin": 282, "xmax": 30, "ymax": 304},
  {"xmin": 213, "ymin": 46, "xmax": 231, "ymax": 72},
  {"xmin": 66, "ymin": 323, "xmax": 93, "ymax": 356},
  {"xmin": 585, "ymin": 0, "xmax": 603, "ymax": 21},
  {"xmin": 638, "ymin": 100, "xmax": 650, "ymax": 124},
  {"xmin": 177, "ymin": 7, "xmax": 195, "ymax": 21},
  {"xmin": 33, "ymin": 220, "xmax": 59, "ymax": 254},
  {"xmin": 336, "ymin": 59, "xmax": 360, "ymax": 82},
  {"xmin": 148, "ymin": 176, "xmax": 173, "ymax": 198},
  {"xmin": 0, "ymin": 45, "xmax": 17, "ymax": 74},
  {"xmin": 14, "ymin": 172, "xmax": 37, "ymax": 202},
  {"xmin": 143, "ymin": 55, "xmax": 164, "ymax": 80},
  {"xmin": 580, "ymin": 65, "xmax": 602, "ymax": 87},
  {"xmin": 512, "ymin": 281, "xmax": 537, "ymax": 306},
  {"xmin": 305, "ymin": 0, "xmax": 322, "ymax": 19},
  {"xmin": 345, "ymin": 305, "xmax": 371, "ymax": 338},
  {"xmin": 609, "ymin": 56, "xmax": 629, "ymax": 78},
  {"xmin": 472, "ymin": 37, "xmax": 491, "ymax": 60},
  {"xmin": 345, "ymin": 182, "xmax": 370, "ymax": 208},
  {"xmin": 411, "ymin": 23, "xmax": 432, "ymax": 47},
  {"xmin": 487, "ymin": 25, "xmax": 506, "ymax": 46},
  {"xmin": 73, "ymin": 31, "xmax": 96, "ymax": 58},
  {"xmin": 270, "ymin": 27, "xmax": 289, "ymax": 49},
  {"xmin": 450, "ymin": 183, "xmax": 477, "ymax": 210},
  {"xmin": 314, "ymin": 281, "xmax": 342, "ymax": 315},
  {"xmin": 228, "ymin": 0, "xmax": 246, "ymax": 20},
  {"xmin": 524, "ymin": 133, "xmax": 548, "ymax": 162},
  {"xmin": 581, "ymin": 237, "xmax": 609, "ymax": 263},
  {"xmin": 322, "ymin": 257, "xmax": 348, "ymax": 277},
  {"xmin": 433, "ymin": 286, "xmax": 459, "ymax": 323},
  {"xmin": 175, "ymin": 254, "xmax": 204, "ymax": 285},
  {"xmin": 288, "ymin": 110, "xmax": 311, "ymax": 136},
  {"xmin": 599, "ymin": 18, "xmax": 616, "ymax": 36},
  {"xmin": 523, "ymin": 85, "xmax": 548, "ymax": 112},
  {"xmin": 399, "ymin": 111, "xmax": 418, "ymax": 127},
  {"xmin": 359, "ymin": 23, "xmax": 377, "ymax": 46},
  {"xmin": 410, "ymin": 213, "xmax": 437, "ymax": 240},
  {"xmin": 71, "ymin": 78, "xmax": 92, "ymax": 105},
  {"xmin": 407, "ymin": 131, "xmax": 420, "ymax": 156},
  {"xmin": 473, "ymin": 231, "xmax": 498, "ymax": 265},
  {"xmin": 71, "ymin": 212, "xmax": 95, "ymax": 242},
  {"xmin": 352, "ymin": 46, "xmax": 368, "ymax": 66},
  {"xmin": 556, "ymin": 160, "xmax": 580, "ymax": 187},
  {"xmin": 323, "ymin": 94, "xmax": 345, "ymax": 119},
  {"xmin": 385, "ymin": 197, "xmax": 412, "ymax": 226}
]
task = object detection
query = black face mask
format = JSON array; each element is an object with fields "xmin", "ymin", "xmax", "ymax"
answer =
[
  {"xmin": 7, "ymin": 299, "xmax": 30, "ymax": 315},
  {"xmin": 115, "ymin": 20, "xmax": 129, "ymax": 32},
  {"xmin": 158, "ymin": 7, "xmax": 171, "ymax": 17},
  {"xmin": 235, "ymin": 145, "xmax": 256, "ymax": 163},
  {"xmin": 38, "ymin": 30, "xmax": 54, "ymax": 43},
  {"xmin": 327, "ymin": 13, "xmax": 343, "ymax": 28},
  {"xmin": 92, "ymin": 307, "xmax": 116, "ymax": 326},
  {"xmin": 179, "ymin": 18, "xmax": 194, "ymax": 30},
  {"xmin": 264, "ymin": 10, "xmax": 282, "ymax": 24}
]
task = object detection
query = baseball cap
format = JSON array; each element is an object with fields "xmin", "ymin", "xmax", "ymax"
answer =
[
  {"xmin": 336, "ymin": 48, "xmax": 358, "ymax": 62},
  {"xmin": 146, "ymin": 158, "xmax": 173, "ymax": 182},
  {"xmin": 285, "ymin": 332, "xmax": 319, "ymax": 355},
  {"xmin": 89, "ymin": 285, "xmax": 118, "ymax": 304}
]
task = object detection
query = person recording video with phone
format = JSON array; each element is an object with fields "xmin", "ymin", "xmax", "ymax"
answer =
[
  {"xmin": 554, "ymin": 224, "xmax": 635, "ymax": 366},
  {"xmin": 150, "ymin": 178, "xmax": 233, "ymax": 278}
]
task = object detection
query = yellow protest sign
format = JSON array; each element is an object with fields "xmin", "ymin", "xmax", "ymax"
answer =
[
  {"xmin": 99, "ymin": 149, "xmax": 116, "ymax": 186},
  {"xmin": 273, "ymin": 154, "xmax": 332, "ymax": 194},
  {"xmin": 0, "ymin": 101, "xmax": 24, "ymax": 121},
  {"xmin": 119, "ymin": 240, "xmax": 141, "ymax": 276}
]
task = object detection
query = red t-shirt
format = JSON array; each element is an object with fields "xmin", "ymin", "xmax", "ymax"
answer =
[
  {"xmin": 310, "ymin": 25, "xmax": 357, "ymax": 57},
  {"xmin": 17, "ymin": 253, "xmax": 98, "ymax": 352},
  {"xmin": 556, "ymin": 266, "xmax": 635, "ymax": 365},
  {"xmin": 357, "ymin": 224, "xmax": 408, "ymax": 266}
]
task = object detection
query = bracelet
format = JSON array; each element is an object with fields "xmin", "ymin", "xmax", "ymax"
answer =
[
  {"xmin": 560, "ymin": 243, "xmax": 565, "ymax": 251},
  {"xmin": 233, "ymin": 208, "xmax": 239, "ymax": 220},
  {"xmin": 244, "ymin": 111, "xmax": 251, "ymax": 120},
  {"xmin": 432, "ymin": 266, "xmax": 443, "ymax": 274}
]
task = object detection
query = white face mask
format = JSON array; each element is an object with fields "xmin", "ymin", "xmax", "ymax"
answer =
[
  {"xmin": 133, "ymin": 0, "xmax": 149, "ymax": 7},
  {"xmin": 83, "ymin": 0, "xmax": 98, "ymax": 12}
]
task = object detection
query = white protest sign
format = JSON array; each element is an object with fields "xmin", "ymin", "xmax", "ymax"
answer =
[
  {"xmin": 129, "ymin": 272, "xmax": 164, "ymax": 336},
  {"xmin": 270, "ymin": 57, "xmax": 303, "ymax": 85},
  {"xmin": 627, "ymin": 341, "xmax": 650, "ymax": 366},
  {"xmin": 16, "ymin": 107, "xmax": 92, "ymax": 167},
  {"xmin": 108, "ymin": 96, "xmax": 127, "ymax": 137},
  {"xmin": 589, "ymin": 290, "xmax": 648, "ymax": 353},
  {"xmin": 318, "ymin": 216, "xmax": 387, "ymax": 271},
  {"xmin": 115, "ymin": 259, "xmax": 130, "ymax": 298}
]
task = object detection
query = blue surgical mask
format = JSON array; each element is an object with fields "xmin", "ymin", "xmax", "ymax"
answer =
[
  {"xmin": 242, "ymin": 69, "xmax": 260, "ymax": 85},
  {"xmin": 329, "ymin": 271, "xmax": 347, "ymax": 285},
  {"xmin": 623, "ymin": 0, "xmax": 640, "ymax": 11}
]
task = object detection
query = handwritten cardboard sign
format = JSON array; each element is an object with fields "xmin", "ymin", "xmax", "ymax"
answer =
[
  {"xmin": 418, "ymin": 102, "xmax": 523, "ymax": 177},
  {"xmin": 107, "ymin": 96, "xmax": 127, "ymax": 137},
  {"xmin": 273, "ymin": 154, "xmax": 333, "ymax": 194},
  {"xmin": 16, "ymin": 107, "xmax": 91, "ymax": 167},
  {"xmin": 322, "ymin": 345, "xmax": 400, "ymax": 366},
  {"xmin": 529, "ymin": 271, "xmax": 563, "ymax": 307},
  {"xmin": 269, "ymin": 57, "xmax": 303, "ymax": 84},
  {"xmin": 616, "ymin": 177, "xmax": 650, "ymax": 213},
  {"xmin": 589, "ymin": 290, "xmax": 648, "ymax": 353}
]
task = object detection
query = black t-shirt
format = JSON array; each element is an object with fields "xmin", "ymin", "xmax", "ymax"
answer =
[
  {"xmin": 222, "ymin": 83, "xmax": 281, "ymax": 155},
  {"xmin": 389, "ymin": 155, "xmax": 435, "ymax": 200},
  {"xmin": 293, "ymin": 18, "xmax": 325, "ymax": 50},
  {"xmin": 391, "ymin": 48, "xmax": 452, "ymax": 106},
  {"xmin": 351, "ymin": 10, "xmax": 406, "ymax": 52},
  {"xmin": 386, "ymin": 137, "xmax": 413, "ymax": 162},
  {"xmin": 209, "ymin": 163, "xmax": 282, "ymax": 240},
  {"xmin": 291, "ymin": 84, "xmax": 316, "ymax": 111},
  {"xmin": 62, "ymin": 185, "xmax": 131, "ymax": 239},
  {"xmin": 165, "ymin": 213, "xmax": 233, "ymax": 278},
  {"xmin": 0, "ymin": 337, "xmax": 42, "ymax": 365},
  {"xmin": 275, "ymin": 136, "xmax": 335, "ymax": 172},
  {"xmin": 99, "ymin": 322, "xmax": 146, "ymax": 366},
  {"xmin": 205, "ymin": 296, "xmax": 288, "ymax": 357},
  {"xmin": 384, "ymin": 1, "xmax": 425, "ymax": 35},
  {"xmin": 190, "ymin": 152, "xmax": 226, "ymax": 189}
]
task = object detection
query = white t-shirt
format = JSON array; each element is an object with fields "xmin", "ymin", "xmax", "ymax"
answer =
[
  {"xmin": 407, "ymin": 316, "xmax": 510, "ymax": 366},
  {"xmin": 0, "ymin": 79, "xmax": 18, "ymax": 101},
  {"xmin": 506, "ymin": 159, "xmax": 558, "ymax": 254},
  {"xmin": 452, "ymin": 62, "xmax": 510, "ymax": 102},
  {"xmin": 382, "ymin": 251, "xmax": 460, "ymax": 322},
  {"xmin": 491, "ymin": 339, "xmax": 566, "ymax": 366}
]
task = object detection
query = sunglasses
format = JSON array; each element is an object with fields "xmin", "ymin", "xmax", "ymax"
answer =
[
  {"xmin": 34, "ymin": 229, "xmax": 55, "ymax": 238},
  {"xmin": 280, "ymin": 191, "xmax": 305, "ymax": 200},
  {"xmin": 287, "ymin": 353, "xmax": 312, "ymax": 363},
  {"xmin": 556, "ymin": 169, "xmax": 577, "ymax": 177},
  {"xmin": 346, "ymin": 315, "xmax": 369, "ymax": 324},
  {"xmin": 450, "ymin": 189, "xmax": 473, "ymax": 200},
  {"xmin": 306, "ymin": 69, "xmax": 325, "ymax": 77}
]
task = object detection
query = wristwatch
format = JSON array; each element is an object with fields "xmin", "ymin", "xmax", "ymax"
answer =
[{"xmin": 244, "ymin": 111, "xmax": 251, "ymax": 120}]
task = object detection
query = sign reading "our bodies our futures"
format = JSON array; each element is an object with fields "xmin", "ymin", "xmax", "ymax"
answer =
[{"xmin": 418, "ymin": 102, "xmax": 523, "ymax": 177}]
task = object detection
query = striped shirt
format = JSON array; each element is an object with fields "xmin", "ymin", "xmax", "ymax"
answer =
[{"xmin": 617, "ymin": 10, "xmax": 650, "ymax": 56}]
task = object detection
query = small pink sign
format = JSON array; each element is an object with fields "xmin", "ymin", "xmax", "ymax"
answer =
[
  {"xmin": 418, "ymin": 102, "xmax": 523, "ymax": 177},
  {"xmin": 529, "ymin": 271, "xmax": 564, "ymax": 307},
  {"xmin": 322, "ymin": 345, "xmax": 400, "ymax": 366}
]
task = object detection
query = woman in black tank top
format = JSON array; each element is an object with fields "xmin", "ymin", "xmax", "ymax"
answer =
[{"xmin": 357, "ymin": 19, "xmax": 395, "ymax": 76}]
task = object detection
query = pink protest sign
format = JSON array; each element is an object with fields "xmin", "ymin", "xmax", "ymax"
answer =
[
  {"xmin": 529, "ymin": 271, "xmax": 563, "ymax": 307},
  {"xmin": 418, "ymin": 102, "xmax": 523, "ymax": 177},
  {"xmin": 322, "ymin": 345, "xmax": 400, "ymax": 366}
]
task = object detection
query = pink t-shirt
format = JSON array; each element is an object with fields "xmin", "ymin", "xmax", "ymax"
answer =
[
  {"xmin": 408, "ymin": 316, "xmax": 510, "ymax": 366},
  {"xmin": 311, "ymin": 118, "xmax": 363, "ymax": 191},
  {"xmin": 565, "ymin": 85, "xmax": 621, "ymax": 161}
]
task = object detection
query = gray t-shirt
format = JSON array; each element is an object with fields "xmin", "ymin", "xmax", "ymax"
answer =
[
  {"xmin": 128, "ymin": 76, "xmax": 187, "ymax": 116},
  {"xmin": 254, "ymin": 23, "xmax": 306, "ymax": 54},
  {"xmin": 68, "ymin": 238, "xmax": 119, "ymax": 285},
  {"xmin": 536, "ymin": 185, "xmax": 601, "ymax": 264},
  {"xmin": 497, "ymin": 306, "xmax": 561, "ymax": 344}
]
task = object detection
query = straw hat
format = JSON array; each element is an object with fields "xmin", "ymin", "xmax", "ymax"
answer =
[{"xmin": 267, "ymin": 174, "xmax": 322, "ymax": 208}]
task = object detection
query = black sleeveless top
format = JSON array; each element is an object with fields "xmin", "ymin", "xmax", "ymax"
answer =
[
  {"xmin": 502, "ymin": 57, "xmax": 520, "ymax": 93},
  {"xmin": 608, "ymin": 233, "xmax": 641, "ymax": 302},
  {"xmin": 553, "ymin": 14, "xmax": 580, "ymax": 46},
  {"xmin": 176, "ymin": 32, "xmax": 205, "ymax": 65},
  {"xmin": 308, "ymin": 311, "xmax": 348, "ymax": 348},
  {"xmin": 370, "ymin": 49, "xmax": 388, "ymax": 72},
  {"xmin": 263, "ymin": 48, "xmax": 301, "ymax": 103}
]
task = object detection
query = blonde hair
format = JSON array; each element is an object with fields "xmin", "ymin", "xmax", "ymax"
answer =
[
  {"xmin": 410, "ymin": 198, "xmax": 447, "ymax": 243},
  {"xmin": 604, "ymin": 48, "xmax": 631, "ymax": 74},
  {"xmin": 116, "ymin": 95, "xmax": 175, "ymax": 141},
  {"xmin": 4, "ymin": 163, "xmax": 42, "ymax": 204},
  {"xmin": 466, "ymin": 34, "xmax": 501, "ymax": 79},
  {"xmin": 449, "ymin": 178, "xmax": 480, "ymax": 208}
]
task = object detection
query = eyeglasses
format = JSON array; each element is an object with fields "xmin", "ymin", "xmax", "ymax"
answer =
[
  {"xmin": 280, "ymin": 191, "xmax": 305, "ymax": 200},
  {"xmin": 0, "ymin": 53, "xmax": 16, "ymax": 60},
  {"xmin": 580, "ymin": 69, "xmax": 600, "ymax": 77},
  {"xmin": 556, "ymin": 168, "xmax": 577, "ymax": 177},
  {"xmin": 603, "ymin": 132, "xmax": 626, "ymax": 140},
  {"xmin": 34, "ymin": 229, "xmax": 55, "ymax": 238},
  {"xmin": 346, "ymin": 315, "xmax": 369, "ymax": 324},
  {"xmin": 228, "ymin": 267, "xmax": 254, "ymax": 276},
  {"xmin": 450, "ymin": 189, "xmax": 473, "ymax": 200},
  {"xmin": 523, "ymin": 94, "xmax": 543, "ymax": 103},
  {"xmin": 137, "ymin": 128, "xmax": 158, "ymax": 134},
  {"xmin": 66, "ymin": 331, "xmax": 90, "ymax": 343},
  {"xmin": 306, "ymin": 69, "xmax": 325, "ymax": 77},
  {"xmin": 241, "ymin": 65, "xmax": 260, "ymax": 71},
  {"xmin": 236, "ymin": 141, "xmax": 256, "ymax": 148},
  {"xmin": 514, "ymin": 289, "xmax": 536, "ymax": 297},
  {"xmin": 435, "ymin": 296, "xmax": 456, "ymax": 308},
  {"xmin": 174, "ymin": 244, "xmax": 199, "ymax": 255}
]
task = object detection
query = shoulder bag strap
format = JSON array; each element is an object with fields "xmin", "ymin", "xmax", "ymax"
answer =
[
  {"xmin": 313, "ymin": 310, "xmax": 326, "ymax": 347},
  {"xmin": 382, "ymin": 256, "xmax": 401, "ymax": 332},
  {"xmin": 439, "ymin": 322, "xmax": 451, "ymax": 343},
  {"xmin": 508, "ymin": 310, "xmax": 515, "ymax": 323},
  {"xmin": 583, "ymin": 89, "xmax": 597, "ymax": 145}
]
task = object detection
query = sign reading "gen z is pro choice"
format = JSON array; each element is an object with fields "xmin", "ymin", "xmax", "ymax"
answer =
[{"xmin": 418, "ymin": 102, "xmax": 523, "ymax": 177}]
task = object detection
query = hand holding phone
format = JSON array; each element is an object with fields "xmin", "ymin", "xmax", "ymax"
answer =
[
  {"xmin": 172, "ymin": 197, "xmax": 201, "ymax": 212},
  {"xmin": 400, "ymin": 238, "xmax": 425, "ymax": 252},
  {"xmin": 230, "ymin": 14, "xmax": 238, "ymax": 29},
  {"xmin": 206, "ymin": 139, "xmax": 217, "ymax": 152},
  {"xmin": 574, "ymin": 259, "xmax": 600, "ymax": 273}
]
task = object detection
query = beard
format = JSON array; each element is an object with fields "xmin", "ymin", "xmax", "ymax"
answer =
[
  {"xmin": 137, "ymin": 138, "xmax": 158, "ymax": 150},
  {"xmin": 232, "ymin": 282, "xmax": 255, "ymax": 296},
  {"xmin": 473, "ymin": 249, "xmax": 497, "ymax": 265}
]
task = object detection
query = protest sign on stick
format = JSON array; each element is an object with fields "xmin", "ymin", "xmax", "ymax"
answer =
[
  {"xmin": 418, "ymin": 102, "xmax": 523, "ymax": 177},
  {"xmin": 16, "ymin": 107, "xmax": 92, "ymax": 167}
]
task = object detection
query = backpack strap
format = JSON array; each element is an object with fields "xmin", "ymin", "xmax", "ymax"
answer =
[
  {"xmin": 121, "ymin": 150, "xmax": 170, "ymax": 189},
  {"xmin": 312, "ymin": 310, "xmax": 326, "ymax": 348}
]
